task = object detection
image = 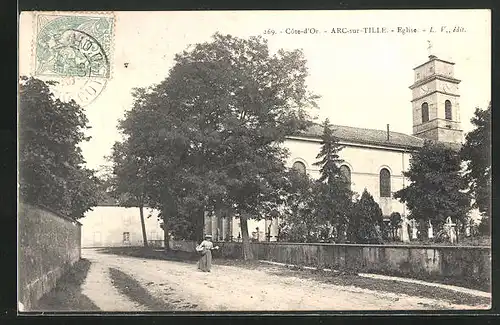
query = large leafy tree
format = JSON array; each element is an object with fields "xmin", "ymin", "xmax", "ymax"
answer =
[
  {"xmin": 118, "ymin": 33, "xmax": 317, "ymax": 259},
  {"xmin": 18, "ymin": 76, "xmax": 101, "ymax": 218},
  {"xmin": 394, "ymin": 140, "xmax": 471, "ymax": 237},
  {"xmin": 347, "ymin": 189, "xmax": 384, "ymax": 244},
  {"xmin": 171, "ymin": 33, "xmax": 317, "ymax": 259},
  {"xmin": 116, "ymin": 86, "xmax": 203, "ymax": 251},
  {"xmin": 313, "ymin": 119, "xmax": 353, "ymax": 242},
  {"xmin": 461, "ymin": 103, "xmax": 491, "ymax": 233}
]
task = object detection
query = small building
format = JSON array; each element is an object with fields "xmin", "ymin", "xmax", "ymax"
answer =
[{"xmin": 80, "ymin": 197, "xmax": 162, "ymax": 248}]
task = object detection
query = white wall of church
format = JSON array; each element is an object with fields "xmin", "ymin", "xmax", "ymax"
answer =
[{"xmin": 284, "ymin": 138, "xmax": 412, "ymax": 217}]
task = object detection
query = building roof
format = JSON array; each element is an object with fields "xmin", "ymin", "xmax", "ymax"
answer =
[
  {"xmin": 96, "ymin": 192, "xmax": 158, "ymax": 209},
  {"xmin": 97, "ymin": 192, "xmax": 121, "ymax": 207},
  {"xmin": 292, "ymin": 123, "xmax": 462, "ymax": 151}
]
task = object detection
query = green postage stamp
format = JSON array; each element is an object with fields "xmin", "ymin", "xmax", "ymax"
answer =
[{"xmin": 32, "ymin": 12, "xmax": 114, "ymax": 106}]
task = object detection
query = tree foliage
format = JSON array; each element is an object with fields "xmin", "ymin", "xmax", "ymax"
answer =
[
  {"xmin": 279, "ymin": 170, "xmax": 322, "ymax": 242},
  {"xmin": 18, "ymin": 76, "xmax": 101, "ymax": 218},
  {"xmin": 313, "ymin": 119, "xmax": 354, "ymax": 242},
  {"xmin": 108, "ymin": 138, "xmax": 152, "ymax": 246},
  {"xmin": 461, "ymin": 103, "xmax": 491, "ymax": 220},
  {"xmin": 116, "ymin": 33, "xmax": 317, "ymax": 257},
  {"xmin": 314, "ymin": 119, "xmax": 345, "ymax": 186},
  {"xmin": 394, "ymin": 140, "xmax": 471, "ymax": 228},
  {"xmin": 347, "ymin": 189, "xmax": 384, "ymax": 244}
]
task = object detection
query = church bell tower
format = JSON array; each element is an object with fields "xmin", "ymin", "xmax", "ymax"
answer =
[{"xmin": 409, "ymin": 53, "xmax": 463, "ymax": 143}]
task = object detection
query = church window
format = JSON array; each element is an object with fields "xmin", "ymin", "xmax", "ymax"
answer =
[
  {"xmin": 421, "ymin": 102, "xmax": 429, "ymax": 123},
  {"xmin": 340, "ymin": 165, "xmax": 351, "ymax": 190},
  {"xmin": 445, "ymin": 100, "xmax": 452, "ymax": 120},
  {"xmin": 379, "ymin": 168, "xmax": 391, "ymax": 198},
  {"xmin": 292, "ymin": 161, "xmax": 306, "ymax": 174}
]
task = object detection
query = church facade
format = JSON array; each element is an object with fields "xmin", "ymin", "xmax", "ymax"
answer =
[{"xmin": 204, "ymin": 54, "xmax": 464, "ymax": 242}]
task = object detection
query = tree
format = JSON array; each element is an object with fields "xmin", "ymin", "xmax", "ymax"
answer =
[
  {"xmin": 347, "ymin": 189, "xmax": 384, "ymax": 244},
  {"xmin": 394, "ymin": 140, "xmax": 471, "ymax": 237},
  {"xmin": 18, "ymin": 76, "xmax": 100, "ymax": 218},
  {"xmin": 313, "ymin": 119, "xmax": 353, "ymax": 242},
  {"xmin": 116, "ymin": 86, "xmax": 206, "ymax": 251},
  {"xmin": 314, "ymin": 119, "xmax": 345, "ymax": 186},
  {"xmin": 108, "ymin": 140, "xmax": 150, "ymax": 247},
  {"xmin": 280, "ymin": 170, "xmax": 322, "ymax": 242},
  {"xmin": 461, "ymin": 103, "xmax": 491, "ymax": 234},
  {"xmin": 118, "ymin": 33, "xmax": 317, "ymax": 259}
]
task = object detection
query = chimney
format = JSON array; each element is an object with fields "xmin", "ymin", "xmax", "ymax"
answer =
[{"xmin": 386, "ymin": 124, "xmax": 390, "ymax": 141}]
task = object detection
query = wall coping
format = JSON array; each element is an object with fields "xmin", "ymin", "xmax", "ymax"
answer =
[
  {"xmin": 19, "ymin": 201, "xmax": 82, "ymax": 226},
  {"xmin": 214, "ymin": 241, "xmax": 491, "ymax": 250}
]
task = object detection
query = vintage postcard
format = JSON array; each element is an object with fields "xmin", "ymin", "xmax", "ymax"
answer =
[{"xmin": 18, "ymin": 10, "xmax": 491, "ymax": 313}]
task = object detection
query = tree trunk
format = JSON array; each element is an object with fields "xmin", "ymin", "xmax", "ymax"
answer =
[
  {"xmin": 139, "ymin": 205, "xmax": 149, "ymax": 247},
  {"xmin": 240, "ymin": 213, "xmax": 254, "ymax": 260},
  {"xmin": 163, "ymin": 212, "xmax": 170, "ymax": 253},
  {"xmin": 193, "ymin": 208, "xmax": 205, "ymax": 242}
]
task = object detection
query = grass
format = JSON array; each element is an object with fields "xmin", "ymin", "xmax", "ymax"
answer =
[{"xmin": 33, "ymin": 258, "xmax": 100, "ymax": 311}]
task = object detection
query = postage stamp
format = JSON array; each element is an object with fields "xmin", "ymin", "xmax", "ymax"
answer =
[{"xmin": 32, "ymin": 13, "xmax": 114, "ymax": 106}]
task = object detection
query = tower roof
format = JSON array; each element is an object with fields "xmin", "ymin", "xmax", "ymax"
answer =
[{"xmin": 412, "ymin": 55, "xmax": 455, "ymax": 70}]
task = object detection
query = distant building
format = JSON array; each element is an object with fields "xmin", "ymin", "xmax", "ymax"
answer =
[{"xmin": 80, "ymin": 196, "xmax": 162, "ymax": 247}]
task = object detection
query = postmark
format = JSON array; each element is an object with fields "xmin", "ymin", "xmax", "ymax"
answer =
[{"xmin": 33, "ymin": 13, "xmax": 114, "ymax": 106}]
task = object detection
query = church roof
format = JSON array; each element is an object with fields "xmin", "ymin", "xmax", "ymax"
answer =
[{"xmin": 293, "ymin": 123, "xmax": 462, "ymax": 151}]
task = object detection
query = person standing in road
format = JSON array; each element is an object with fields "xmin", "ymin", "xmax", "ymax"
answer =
[{"xmin": 196, "ymin": 235, "xmax": 219, "ymax": 272}]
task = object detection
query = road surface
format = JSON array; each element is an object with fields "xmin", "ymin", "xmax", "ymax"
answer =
[{"xmin": 81, "ymin": 248, "xmax": 488, "ymax": 311}]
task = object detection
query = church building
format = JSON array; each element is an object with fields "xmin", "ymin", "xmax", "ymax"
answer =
[{"xmin": 204, "ymin": 54, "xmax": 464, "ymax": 242}]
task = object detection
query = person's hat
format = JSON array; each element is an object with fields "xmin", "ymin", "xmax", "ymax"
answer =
[{"xmin": 205, "ymin": 234, "xmax": 212, "ymax": 238}]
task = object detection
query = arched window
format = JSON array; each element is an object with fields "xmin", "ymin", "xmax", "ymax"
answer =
[
  {"xmin": 421, "ymin": 102, "xmax": 429, "ymax": 123},
  {"xmin": 379, "ymin": 168, "xmax": 391, "ymax": 198},
  {"xmin": 445, "ymin": 100, "xmax": 452, "ymax": 120},
  {"xmin": 292, "ymin": 161, "xmax": 306, "ymax": 175},
  {"xmin": 340, "ymin": 165, "xmax": 351, "ymax": 190}
]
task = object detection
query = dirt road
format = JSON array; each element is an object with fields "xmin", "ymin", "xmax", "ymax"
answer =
[{"xmin": 81, "ymin": 248, "xmax": 489, "ymax": 311}]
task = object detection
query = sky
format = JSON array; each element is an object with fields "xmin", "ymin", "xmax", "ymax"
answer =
[{"xmin": 19, "ymin": 10, "xmax": 491, "ymax": 172}]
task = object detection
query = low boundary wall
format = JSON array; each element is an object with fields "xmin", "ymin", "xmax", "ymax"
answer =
[
  {"xmin": 172, "ymin": 240, "xmax": 491, "ymax": 287},
  {"xmin": 18, "ymin": 203, "xmax": 82, "ymax": 310}
]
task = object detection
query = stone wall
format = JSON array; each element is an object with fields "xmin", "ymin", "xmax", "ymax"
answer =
[
  {"xmin": 210, "ymin": 242, "xmax": 491, "ymax": 287},
  {"xmin": 18, "ymin": 203, "xmax": 82, "ymax": 310}
]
